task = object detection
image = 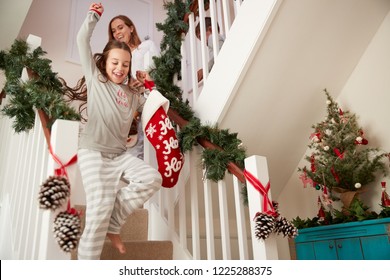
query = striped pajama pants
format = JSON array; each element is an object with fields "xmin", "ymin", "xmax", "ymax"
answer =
[{"xmin": 76, "ymin": 148, "xmax": 162, "ymax": 260}]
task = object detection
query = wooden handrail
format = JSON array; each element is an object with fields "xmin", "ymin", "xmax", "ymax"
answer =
[
  {"xmin": 168, "ymin": 108, "xmax": 246, "ymax": 183},
  {"xmin": 0, "ymin": 89, "xmax": 5, "ymax": 105}
]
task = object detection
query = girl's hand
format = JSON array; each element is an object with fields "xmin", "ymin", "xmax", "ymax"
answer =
[
  {"xmin": 129, "ymin": 77, "xmax": 143, "ymax": 89},
  {"xmin": 136, "ymin": 71, "xmax": 152, "ymax": 83},
  {"xmin": 89, "ymin": 2, "xmax": 104, "ymax": 14}
]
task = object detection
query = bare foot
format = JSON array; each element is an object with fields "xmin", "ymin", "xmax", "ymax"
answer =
[{"xmin": 107, "ymin": 233, "xmax": 126, "ymax": 254}]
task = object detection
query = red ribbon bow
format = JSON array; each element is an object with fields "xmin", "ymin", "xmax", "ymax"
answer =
[
  {"xmin": 144, "ymin": 80, "xmax": 155, "ymax": 91},
  {"xmin": 48, "ymin": 145, "xmax": 78, "ymax": 212},
  {"xmin": 243, "ymin": 170, "xmax": 276, "ymax": 216},
  {"xmin": 333, "ymin": 148, "xmax": 345, "ymax": 159},
  {"xmin": 49, "ymin": 145, "xmax": 77, "ymax": 178}
]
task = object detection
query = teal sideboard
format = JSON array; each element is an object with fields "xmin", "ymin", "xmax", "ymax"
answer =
[{"xmin": 293, "ymin": 217, "xmax": 390, "ymax": 260}]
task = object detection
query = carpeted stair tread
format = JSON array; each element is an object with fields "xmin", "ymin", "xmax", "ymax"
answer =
[
  {"xmin": 73, "ymin": 205, "xmax": 148, "ymax": 241},
  {"xmin": 71, "ymin": 205, "xmax": 172, "ymax": 260},
  {"xmin": 100, "ymin": 240, "xmax": 173, "ymax": 260}
]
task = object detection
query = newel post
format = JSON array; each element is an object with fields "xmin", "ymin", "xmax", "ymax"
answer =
[
  {"xmin": 38, "ymin": 119, "xmax": 81, "ymax": 259},
  {"xmin": 245, "ymin": 155, "xmax": 279, "ymax": 260}
]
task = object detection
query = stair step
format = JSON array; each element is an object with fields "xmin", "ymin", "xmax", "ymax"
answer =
[
  {"xmin": 73, "ymin": 205, "xmax": 149, "ymax": 241},
  {"xmin": 120, "ymin": 209, "xmax": 148, "ymax": 241},
  {"xmin": 100, "ymin": 240, "xmax": 173, "ymax": 260},
  {"xmin": 71, "ymin": 205, "xmax": 151, "ymax": 260}
]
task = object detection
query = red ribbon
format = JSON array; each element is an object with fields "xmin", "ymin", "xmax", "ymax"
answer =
[
  {"xmin": 49, "ymin": 145, "xmax": 77, "ymax": 178},
  {"xmin": 333, "ymin": 148, "xmax": 345, "ymax": 159},
  {"xmin": 311, "ymin": 154, "xmax": 316, "ymax": 172},
  {"xmin": 144, "ymin": 80, "xmax": 155, "ymax": 91},
  {"xmin": 243, "ymin": 169, "xmax": 276, "ymax": 216},
  {"xmin": 331, "ymin": 166, "xmax": 340, "ymax": 183},
  {"xmin": 48, "ymin": 145, "xmax": 77, "ymax": 211}
]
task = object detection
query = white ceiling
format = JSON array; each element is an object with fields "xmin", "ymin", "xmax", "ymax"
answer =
[{"xmin": 218, "ymin": 0, "xmax": 390, "ymax": 198}]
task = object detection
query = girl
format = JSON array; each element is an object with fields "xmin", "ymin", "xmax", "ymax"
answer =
[
  {"xmin": 76, "ymin": 2, "xmax": 161, "ymax": 260},
  {"xmin": 108, "ymin": 14, "xmax": 160, "ymax": 159}
]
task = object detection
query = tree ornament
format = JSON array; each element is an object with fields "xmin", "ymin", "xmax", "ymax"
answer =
[
  {"xmin": 299, "ymin": 170, "xmax": 314, "ymax": 188},
  {"xmin": 53, "ymin": 210, "xmax": 81, "ymax": 253},
  {"xmin": 38, "ymin": 175, "xmax": 70, "ymax": 210},
  {"xmin": 310, "ymin": 132, "xmax": 321, "ymax": 143},
  {"xmin": 254, "ymin": 212, "xmax": 276, "ymax": 240},
  {"xmin": 275, "ymin": 216, "xmax": 298, "ymax": 238},
  {"xmin": 315, "ymin": 184, "xmax": 321, "ymax": 190},
  {"xmin": 355, "ymin": 130, "xmax": 368, "ymax": 145},
  {"xmin": 354, "ymin": 183, "xmax": 362, "ymax": 189},
  {"xmin": 322, "ymin": 186, "xmax": 333, "ymax": 205},
  {"xmin": 323, "ymin": 145, "xmax": 330, "ymax": 151},
  {"xmin": 381, "ymin": 182, "xmax": 390, "ymax": 207}
]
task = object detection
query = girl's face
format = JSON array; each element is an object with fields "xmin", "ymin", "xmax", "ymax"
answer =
[
  {"xmin": 111, "ymin": 18, "xmax": 133, "ymax": 45},
  {"xmin": 105, "ymin": 48, "xmax": 131, "ymax": 84}
]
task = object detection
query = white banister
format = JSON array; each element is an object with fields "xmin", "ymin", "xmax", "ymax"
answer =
[
  {"xmin": 146, "ymin": 0, "xmax": 283, "ymax": 261},
  {"xmin": 203, "ymin": 172, "xmax": 216, "ymax": 259},
  {"xmin": 198, "ymin": 0, "xmax": 210, "ymax": 83},
  {"xmin": 39, "ymin": 119, "xmax": 80, "ymax": 260},
  {"xmin": 188, "ymin": 13, "xmax": 199, "ymax": 103},
  {"xmin": 233, "ymin": 175, "xmax": 249, "ymax": 259},
  {"xmin": 0, "ymin": 34, "xmax": 81, "ymax": 260},
  {"xmin": 189, "ymin": 149, "xmax": 201, "ymax": 259},
  {"xmin": 222, "ymin": 0, "xmax": 232, "ymax": 35},
  {"xmin": 218, "ymin": 180, "xmax": 232, "ymax": 259},
  {"xmin": 245, "ymin": 155, "xmax": 278, "ymax": 260}
]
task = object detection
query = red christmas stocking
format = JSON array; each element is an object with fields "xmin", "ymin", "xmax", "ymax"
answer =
[{"xmin": 142, "ymin": 83, "xmax": 184, "ymax": 188}]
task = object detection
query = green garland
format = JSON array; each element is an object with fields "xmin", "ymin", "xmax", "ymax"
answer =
[
  {"xmin": 0, "ymin": 39, "xmax": 80, "ymax": 132},
  {"xmin": 292, "ymin": 202, "xmax": 390, "ymax": 229}
]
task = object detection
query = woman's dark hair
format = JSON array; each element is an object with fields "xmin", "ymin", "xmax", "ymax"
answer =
[{"xmin": 109, "ymin": 15, "xmax": 142, "ymax": 48}]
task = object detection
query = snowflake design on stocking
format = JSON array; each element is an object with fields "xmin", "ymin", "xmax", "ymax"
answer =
[{"xmin": 146, "ymin": 123, "xmax": 157, "ymax": 138}]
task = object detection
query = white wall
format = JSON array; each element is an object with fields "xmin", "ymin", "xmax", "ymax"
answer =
[
  {"xmin": 0, "ymin": 0, "xmax": 33, "ymax": 89},
  {"xmin": 277, "ymin": 10, "xmax": 390, "ymax": 259}
]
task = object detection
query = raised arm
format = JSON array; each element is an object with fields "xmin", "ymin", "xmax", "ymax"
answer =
[{"xmin": 76, "ymin": 3, "xmax": 104, "ymax": 80}]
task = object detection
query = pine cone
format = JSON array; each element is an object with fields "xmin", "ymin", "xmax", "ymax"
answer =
[
  {"xmin": 53, "ymin": 211, "xmax": 81, "ymax": 252},
  {"xmin": 254, "ymin": 213, "xmax": 276, "ymax": 240},
  {"xmin": 275, "ymin": 216, "xmax": 298, "ymax": 238},
  {"xmin": 38, "ymin": 175, "xmax": 70, "ymax": 210}
]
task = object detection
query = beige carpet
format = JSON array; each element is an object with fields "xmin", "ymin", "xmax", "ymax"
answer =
[{"xmin": 71, "ymin": 206, "xmax": 173, "ymax": 260}]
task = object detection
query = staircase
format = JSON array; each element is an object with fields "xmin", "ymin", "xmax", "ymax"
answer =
[{"xmin": 71, "ymin": 206, "xmax": 173, "ymax": 260}]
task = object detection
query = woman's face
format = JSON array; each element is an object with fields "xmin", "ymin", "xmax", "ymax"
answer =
[
  {"xmin": 105, "ymin": 48, "xmax": 131, "ymax": 84},
  {"xmin": 111, "ymin": 18, "xmax": 133, "ymax": 45}
]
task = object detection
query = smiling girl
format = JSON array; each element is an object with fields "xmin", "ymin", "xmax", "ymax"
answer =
[{"xmin": 76, "ymin": 2, "xmax": 162, "ymax": 260}]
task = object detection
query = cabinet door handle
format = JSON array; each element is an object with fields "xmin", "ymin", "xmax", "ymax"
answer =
[
  {"xmin": 337, "ymin": 244, "xmax": 342, "ymax": 249},
  {"xmin": 329, "ymin": 244, "xmax": 334, "ymax": 249}
]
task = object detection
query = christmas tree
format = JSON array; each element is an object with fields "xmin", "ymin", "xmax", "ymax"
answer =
[{"xmin": 298, "ymin": 89, "xmax": 389, "ymax": 211}]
